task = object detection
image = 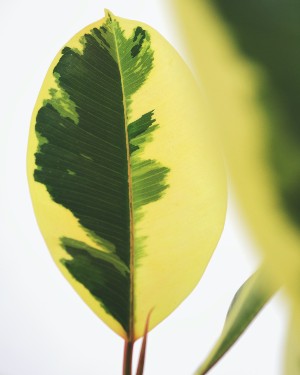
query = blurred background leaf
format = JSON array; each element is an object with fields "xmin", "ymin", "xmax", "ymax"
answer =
[
  {"xmin": 285, "ymin": 306, "xmax": 300, "ymax": 375},
  {"xmin": 196, "ymin": 264, "xmax": 279, "ymax": 374},
  {"xmin": 171, "ymin": 0, "xmax": 300, "ymax": 372}
]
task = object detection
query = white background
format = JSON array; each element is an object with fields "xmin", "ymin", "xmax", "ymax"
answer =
[{"xmin": 0, "ymin": 1, "xmax": 288, "ymax": 374}]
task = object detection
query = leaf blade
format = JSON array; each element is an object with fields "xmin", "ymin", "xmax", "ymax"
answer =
[
  {"xmin": 27, "ymin": 10, "xmax": 227, "ymax": 339},
  {"xmin": 196, "ymin": 266, "xmax": 278, "ymax": 375}
]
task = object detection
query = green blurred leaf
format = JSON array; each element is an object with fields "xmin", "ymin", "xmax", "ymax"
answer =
[
  {"xmin": 172, "ymin": 0, "xmax": 300, "ymax": 337},
  {"xmin": 196, "ymin": 265, "xmax": 278, "ymax": 375},
  {"xmin": 285, "ymin": 307, "xmax": 300, "ymax": 375}
]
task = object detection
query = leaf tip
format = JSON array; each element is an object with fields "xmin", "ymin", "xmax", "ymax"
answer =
[{"xmin": 104, "ymin": 8, "xmax": 114, "ymax": 20}]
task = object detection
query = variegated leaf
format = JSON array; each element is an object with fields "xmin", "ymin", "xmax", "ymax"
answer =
[{"xmin": 27, "ymin": 10, "xmax": 227, "ymax": 342}]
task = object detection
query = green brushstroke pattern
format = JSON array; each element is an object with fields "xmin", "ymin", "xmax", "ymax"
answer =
[
  {"xmin": 129, "ymin": 111, "xmax": 170, "ymax": 264},
  {"xmin": 33, "ymin": 13, "xmax": 169, "ymax": 335},
  {"xmin": 211, "ymin": 0, "xmax": 300, "ymax": 229}
]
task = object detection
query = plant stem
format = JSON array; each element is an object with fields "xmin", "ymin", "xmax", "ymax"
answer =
[{"xmin": 123, "ymin": 340, "xmax": 134, "ymax": 375}]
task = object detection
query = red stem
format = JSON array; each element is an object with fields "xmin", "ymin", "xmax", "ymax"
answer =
[{"xmin": 123, "ymin": 340, "xmax": 134, "ymax": 375}]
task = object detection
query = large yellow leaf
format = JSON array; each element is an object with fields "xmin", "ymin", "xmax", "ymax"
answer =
[{"xmin": 27, "ymin": 10, "xmax": 226, "ymax": 342}]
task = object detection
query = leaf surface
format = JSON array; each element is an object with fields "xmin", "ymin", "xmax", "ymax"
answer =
[
  {"xmin": 196, "ymin": 266, "xmax": 278, "ymax": 374},
  {"xmin": 27, "ymin": 10, "xmax": 227, "ymax": 340}
]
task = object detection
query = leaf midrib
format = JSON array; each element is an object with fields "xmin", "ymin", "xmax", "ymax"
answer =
[{"xmin": 111, "ymin": 18, "xmax": 135, "ymax": 342}]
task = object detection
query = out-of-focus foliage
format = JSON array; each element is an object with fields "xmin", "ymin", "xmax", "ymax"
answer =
[
  {"xmin": 172, "ymin": 0, "xmax": 300, "ymax": 323},
  {"xmin": 196, "ymin": 265, "xmax": 278, "ymax": 374},
  {"xmin": 172, "ymin": 0, "xmax": 300, "ymax": 372},
  {"xmin": 285, "ymin": 306, "xmax": 300, "ymax": 375}
]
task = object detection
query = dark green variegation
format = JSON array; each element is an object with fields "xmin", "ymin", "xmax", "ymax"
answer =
[{"xmin": 33, "ymin": 12, "xmax": 169, "ymax": 338}]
